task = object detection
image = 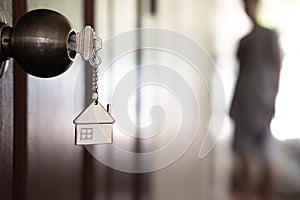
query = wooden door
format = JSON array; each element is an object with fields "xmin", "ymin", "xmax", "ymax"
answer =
[
  {"xmin": 0, "ymin": 1, "xmax": 13, "ymax": 200},
  {"xmin": 0, "ymin": 1, "xmax": 150, "ymax": 200},
  {"xmin": 0, "ymin": 1, "xmax": 85, "ymax": 199}
]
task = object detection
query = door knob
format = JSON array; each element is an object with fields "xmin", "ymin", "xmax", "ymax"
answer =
[{"xmin": 0, "ymin": 9, "xmax": 90, "ymax": 78}]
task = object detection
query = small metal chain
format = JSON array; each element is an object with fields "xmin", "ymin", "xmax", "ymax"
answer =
[{"xmin": 89, "ymin": 35, "xmax": 102, "ymax": 104}]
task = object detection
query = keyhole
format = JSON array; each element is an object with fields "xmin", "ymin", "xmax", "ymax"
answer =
[{"xmin": 2, "ymin": 38, "xmax": 9, "ymax": 44}]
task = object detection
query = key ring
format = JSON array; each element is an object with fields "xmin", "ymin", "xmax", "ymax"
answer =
[{"xmin": 90, "ymin": 33, "xmax": 102, "ymax": 104}]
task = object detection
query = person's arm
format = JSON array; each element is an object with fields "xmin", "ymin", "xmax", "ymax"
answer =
[
  {"xmin": 229, "ymin": 40, "xmax": 243, "ymax": 119},
  {"xmin": 270, "ymin": 30, "xmax": 282, "ymax": 116},
  {"xmin": 271, "ymin": 31, "xmax": 282, "ymax": 91}
]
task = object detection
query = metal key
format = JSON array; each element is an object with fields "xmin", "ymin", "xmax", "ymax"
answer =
[
  {"xmin": 71, "ymin": 26, "xmax": 115, "ymax": 145},
  {"xmin": 69, "ymin": 26, "xmax": 102, "ymax": 61}
]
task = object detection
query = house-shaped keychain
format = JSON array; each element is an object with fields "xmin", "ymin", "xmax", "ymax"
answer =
[{"xmin": 73, "ymin": 102, "xmax": 115, "ymax": 145}]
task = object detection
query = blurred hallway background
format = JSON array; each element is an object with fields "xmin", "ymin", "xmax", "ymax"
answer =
[{"xmin": 1, "ymin": 0, "xmax": 300, "ymax": 200}]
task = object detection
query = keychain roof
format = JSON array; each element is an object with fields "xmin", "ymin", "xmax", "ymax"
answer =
[{"xmin": 73, "ymin": 102, "xmax": 115, "ymax": 124}]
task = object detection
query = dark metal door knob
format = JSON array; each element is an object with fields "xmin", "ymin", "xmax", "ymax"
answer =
[{"xmin": 0, "ymin": 9, "xmax": 76, "ymax": 78}]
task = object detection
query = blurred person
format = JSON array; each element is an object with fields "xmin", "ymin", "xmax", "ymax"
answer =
[{"xmin": 229, "ymin": 0, "xmax": 281, "ymax": 199}]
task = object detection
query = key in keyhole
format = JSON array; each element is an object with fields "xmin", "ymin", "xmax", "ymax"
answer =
[{"xmin": 68, "ymin": 26, "xmax": 101, "ymax": 61}]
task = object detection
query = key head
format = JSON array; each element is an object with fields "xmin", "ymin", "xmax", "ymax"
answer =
[
  {"xmin": 10, "ymin": 9, "xmax": 76, "ymax": 78},
  {"xmin": 75, "ymin": 26, "xmax": 94, "ymax": 61},
  {"xmin": 74, "ymin": 26, "xmax": 102, "ymax": 61}
]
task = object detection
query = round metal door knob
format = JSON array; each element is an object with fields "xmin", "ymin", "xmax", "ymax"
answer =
[{"xmin": 1, "ymin": 9, "xmax": 76, "ymax": 78}]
